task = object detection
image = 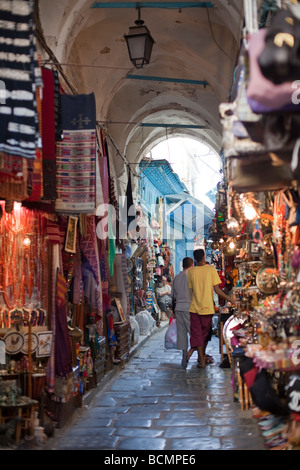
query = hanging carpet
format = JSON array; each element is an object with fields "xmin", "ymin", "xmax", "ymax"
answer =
[
  {"xmin": 55, "ymin": 93, "xmax": 96, "ymax": 213},
  {"xmin": 0, "ymin": 0, "xmax": 42, "ymax": 200},
  {"xmin": 0, "ymin": 0, "xmax": 42, "ymax": 159}
]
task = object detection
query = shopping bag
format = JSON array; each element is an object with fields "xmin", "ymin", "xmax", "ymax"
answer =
[{"xmin": 164, "ymin": 318, "xmax": 177, "ymax": 350}]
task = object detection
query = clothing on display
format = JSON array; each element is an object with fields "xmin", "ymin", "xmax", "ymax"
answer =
[{"xmin": 55, "ymin": 93, "xmax": 96, "ymax": 214}]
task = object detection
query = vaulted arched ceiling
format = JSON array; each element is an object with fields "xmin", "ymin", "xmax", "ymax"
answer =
[{"xmin": 37, "ymin": 0, "xmax": 244, "ymax": 188}]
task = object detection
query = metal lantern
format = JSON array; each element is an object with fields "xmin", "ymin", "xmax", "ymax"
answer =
[{"xmin": 124, "ymin": 9, "xmax": 154, "ymax": 68}]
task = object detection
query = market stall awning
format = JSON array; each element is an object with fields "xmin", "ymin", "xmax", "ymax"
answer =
[
  {"xmin": 165, "ymin": 192, "xmax": 214, "ymax": 225},
  {"xmin": 139, "ymin": 159, "xmax": 187, "ymax": 196}
]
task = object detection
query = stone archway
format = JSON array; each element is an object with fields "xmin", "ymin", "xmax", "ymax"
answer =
[{"xmin": 37, "ymin": 0, "xmax": 244, "ymax": 190}]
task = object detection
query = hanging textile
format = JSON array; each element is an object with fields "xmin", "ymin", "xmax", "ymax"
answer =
[
  {"xmin": 53, "ymin": 269, "xmax": 73, "ymax": 400},
  {"xmin": 0, "ymin": 0, "xmax": 42, "ymax": 159},
  {"xmin": 46, "ymin": 219, "xmax": 60, "ymax": 245},
  {"xmin": 41, "ymin": 67, "xmax": 56, "ymax": 200},
  {"xmin": 126, "ymin": 170, "xmax": 135, "ymax": 230},
  {"xmin": 108, "ymin": 205, "xmax": 115, "ymax": 276},
  {"xmin": 46, "ymin": 243, "xmax": 60, "ymax": 395},
  {"xmin": 107, "ymin": 313, "xmax": 117, "ymax": 347},
  {"xmin": 53, "ymin": 70, "xmax": 63, "ymax": 141},
  {"xmin": 24, "ymin": 81, "xmax": 43, "ymax": 202},
  {"xmin": 0, "ymin": 154, "xmax": 29, "ymax": 200},
  {"xmin": 71, "ymin": 239, "xmax": 82, "ymax": 306},
  {"xmin": 97, "ymin": 128, "xmax": 110, "ymax": 205},
  {"xmin": 98, "ymin": 237, "xmax": 110, "ymax": 312},
  {"xmin": 55, "ymin": 93, "xmax": 96, "ymax": 213},
  {"xmin": 121, "ymin": 252, "xmax": 130, "ymax": 306},
  {"xmin": 96, "ymin": 148, "xmax": 105, "ymax": 207},
  {"xmin": 80, "ymin": 215, "xmax": 102, "ymax": 315},
  {"xmin": 97, "ymin": 128, "xmax": 115, "ymax": 275}
]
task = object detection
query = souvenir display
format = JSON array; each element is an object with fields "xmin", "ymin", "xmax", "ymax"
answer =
[{"xmin": 215, "ymin": 3, "xmax": 300, "ymax": 449}]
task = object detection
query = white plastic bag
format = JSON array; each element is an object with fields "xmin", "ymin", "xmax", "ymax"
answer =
[{"xmin": 164, "ymin": 318, "xmax": 177, "ymax": 350}]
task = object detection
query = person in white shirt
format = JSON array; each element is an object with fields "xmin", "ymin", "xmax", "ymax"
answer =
[
  {"xmin": 171, "ymin": 257, "xmax": 194, "ymax": 368},
  {"xmin": 156, "ymin": 276, "xmax": 172, "ymax": 314}
]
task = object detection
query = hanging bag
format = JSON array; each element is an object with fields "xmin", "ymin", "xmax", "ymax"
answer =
[
  {"xmin": 258, "ymin": 5, "xmax": 300, "ymax": 85},
  {"xmin": 164, "ymin": 318, "xmax": 177, "ymax": 350},
  {"xmin": 247, "ymin": 28, "xmax": 300, "ymax": 113}
]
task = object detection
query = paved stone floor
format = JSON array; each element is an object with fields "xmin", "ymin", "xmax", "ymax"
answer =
[{"xmin": 44, "ymin": 326, "xmax": 266, "ymax": 451}]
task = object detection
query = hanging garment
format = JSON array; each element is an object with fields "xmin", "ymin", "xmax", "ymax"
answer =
[
  {"xmin": 108, "ymin": 205, "xmax": 115, "ymax": 276},
  {"xmin": 126, "ymin": 170, "xmax": 135, "ymax": 230},
  {"xmin": 41, "ymin": 67, "xmax": 57, "ymax": 200},
  {"xmin": 55, "ymin": 93, "xmax": 96, "ymax": 213},
  {"xmin": 46, "ymin": 244, "xmax": 60, "ymax": 395},
  {"xmin": 98, "ymin": 237, "xmax": 110, "ymax": 313},
  {"xmin": 55, "ymin": 270, "xmax": 72, "ymax": 379},
  {"xmin": 24, "ymin": 83, "xmax": 43, "ymax": 202},
  {"xmin": 0, "ymin": 0, "xmax": 42, "ymax": 159},
  {"xmin": 247, "ymin": 28, "xmax": 299, "ymax": 112},
  {"xmin": 80, "ymin": 215, "xmax": 102, "ymax": 315},
  {"xmin": 53, "ymin": 70, "xmax": 63, "ymax": 141}
]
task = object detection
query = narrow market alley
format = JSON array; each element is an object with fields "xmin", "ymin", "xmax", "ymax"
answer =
[
  {"xmin": 44, "ymin": 325, "xmax": 266, "ymax": 451},
  {"xmin": 2, "ymin": 1, "xmax": 300, "ymax": 455}
]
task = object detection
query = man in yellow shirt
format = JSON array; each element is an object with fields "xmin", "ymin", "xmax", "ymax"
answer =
[{"xmin": 187, "ymin": 248, "xmax": 234, "ymax": 368}]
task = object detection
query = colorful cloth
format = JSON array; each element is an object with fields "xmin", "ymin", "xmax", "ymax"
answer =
[
  {"xmin": 108, "ymin": 205, "xmax": 115, "ymax": 276},
  {"xmin": 55, "ymin": 129, "xmax": 96, "ymax": 213},
  {"xmin": 46, "ymin": 220, "xmax": 60, "ymax": 244},
  {"xmin": 80, "ymin": 215, "xmax": 102, "ymax": 318},
  {"xmin": 55, "ymin": 93, "xmax": 96, "ymax": 213}
]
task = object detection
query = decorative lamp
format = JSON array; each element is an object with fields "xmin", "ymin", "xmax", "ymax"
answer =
[
  {"xmin": 124, "ymin": 8, "xmax": 154, "ymax": 68},
  {"xmin": 224, "ymin": 217, "xmax": 239, "ymax": 237}
]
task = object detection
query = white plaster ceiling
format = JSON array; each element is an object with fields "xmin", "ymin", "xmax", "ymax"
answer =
[{"xmin": 37, "ymin": 0, "xmax": 244, "ymax": 182}]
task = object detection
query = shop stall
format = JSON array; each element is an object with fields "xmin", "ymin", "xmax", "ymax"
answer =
[
  {"xmin": 0, "ymin": 203, "xmax": 50, "ymax": 445},
  {"xmin": 213, "ymin": 2, "xmax": 300, "ymax": 450}
]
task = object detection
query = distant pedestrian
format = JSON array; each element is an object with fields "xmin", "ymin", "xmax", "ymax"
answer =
[
  {"xmin": 187, "ymin": 249, "xmax": 235, "ymax": 368},
  {"xmin": 171, "ymin": 257, "xmax": 194, "ymax": 368}
]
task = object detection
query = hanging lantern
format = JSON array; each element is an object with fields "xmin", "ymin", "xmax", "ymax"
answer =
[
  {"xmin": 224, "ymin": 217, "xmax": 240, "ymax": 237},
  {"xmin": 124, "ymin": 8, "xmax": 154, "ymax": 69},
  {"xmin": 223, "ymin": 240, "xmax": 237, "ymax": 256},
  {"xmin": 240, "ymin": 194, "xmax": 258, "ymax": 221}
]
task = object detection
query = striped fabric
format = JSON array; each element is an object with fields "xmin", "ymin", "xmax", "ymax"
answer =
[
  {"xmin": 55, "ymin": 93, "xmax": 96, "ymax": 213},
  {"xmin": 56, "ymin": 270, "xmax": 68, "ymax": 308},
  {"xmin": 0, "ymin": 0, "xmax": 42, "ymax": 159},
  {"xmin": 55, "ymin": 130, "xmax": 96, "ymax": 213},
  {"xmin": 46, "ymin": 220, "xmax": 60, "ymax": 244}
]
